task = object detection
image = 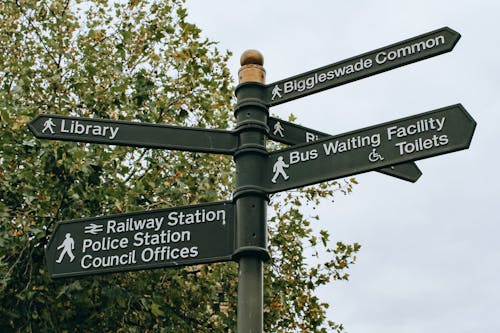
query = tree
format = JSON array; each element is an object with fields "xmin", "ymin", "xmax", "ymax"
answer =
[{"xmin": 0, "ymin": 0, "xmax": 360, "ymax": 332}]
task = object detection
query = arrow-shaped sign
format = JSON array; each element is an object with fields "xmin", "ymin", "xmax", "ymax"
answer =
[
  {"xmin": 268, "ymin": 116, "xmax": 422, "ymax": 182},
  {"xmin": 265, "ymin": 104, "xmax": 475, "ymax": 193},
  {"xmin": 46, "ymin": 201, "xmax": 235, "ymax": 278},
  {"xmin": 266, "ymin": 27, "xmax": 460, "ymax": 106},
  {"xmin": 28, "ymin": 114, "xmax": 238, "ymax": 155}
]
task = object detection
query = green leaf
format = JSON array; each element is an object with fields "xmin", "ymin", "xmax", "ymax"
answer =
[
  {"xmin": 0, "ymin": 1, "xmax": 359, "ymax": 332},
  {"xmin": 151, "ymin": 302, "xmax": 164, "ymax": 317}
]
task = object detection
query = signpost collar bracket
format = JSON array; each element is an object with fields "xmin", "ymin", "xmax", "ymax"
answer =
[
  {"xmin": 232, "ymin": 184, "xmax": 269, "ymax": 201},
  {"xmin": 233, "ymin": 246, "xmax": 271, "ymax": 262}
]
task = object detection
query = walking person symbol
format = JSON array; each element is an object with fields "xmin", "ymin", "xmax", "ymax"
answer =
[
  {"xmin": 271, "ymin": 85, "xmax": 282, "ymax": 100},
  {"xmin": 42, "ymin": 118, "xmax": 56, "ymax": 134},
  {"xmin": 56, "ymin": 233, "xmax": 76, "ymax": 263},
  {"xmin": 273, "ymin": 121, "xmax": 285, "ymax": 137},
  {"xmin": 271, "ymin": 156, "xmax": 290, "ymax": 183}
]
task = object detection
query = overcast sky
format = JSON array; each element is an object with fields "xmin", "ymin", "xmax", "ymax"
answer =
[{"xmin": 185, "ymin": 1, "xmax": 499, "ymax": 332}]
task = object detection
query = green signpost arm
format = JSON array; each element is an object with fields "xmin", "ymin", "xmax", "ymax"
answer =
[
  {"xmin": 26, "ymin": 25, "xmax": 476, "ymax": 332},
  {"xmin": 264, "ymin": 104, "xmax": 476, "ymax": 194},
  {"xmin": 28, "ymin": 114, "xmax": 238, "ymax": 155},
  {"xmin": 45, "ymin": 201, "xmax": 235, "ymax": 278},
  {"xmin": 268, "ymin": 116, "xmax": 422, "ymax": 182},
  {"xmin": 265, "ymin": 27, "xmax": 460, "ymax": 106}
]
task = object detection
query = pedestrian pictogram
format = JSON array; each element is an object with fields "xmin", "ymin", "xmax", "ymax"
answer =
[
  {"xmin": 29, "ymin": 114, "xmax": 238, "ymax": 155},
  {"xmin": 265, "ymin": 27, "xmax": 461, "ymax": 106},
  {"xmin": 273, "ymin": 121, "xmax": 285, "ymax": 137},
  {"xmin": 56, "ymin": 233, "xmax": 76, "ymax": 263},
  {"xmin": 267, "ymin": 116, "xmax": 422, "ymax": 182},
  {"xmin": 28, "ymin": 29, "xmax": 474, "ymax": 333},
  {"xmin": 42, "ymin": 118, "xmax": 56, "ymax": 134},
  {"xmin": 264, "ymin": 104, "xmax": 475, "ymax": 194},
  {"xmin": 271, "ymin": 156, "xmax": 290, "ymax": 183},
  {"xmin": 271, "ymin": 84, "xmax": 282, "ymax": 100},
  {"xmin": 45, "ymin": 202, "xmax": 235, "ymax": 278}
]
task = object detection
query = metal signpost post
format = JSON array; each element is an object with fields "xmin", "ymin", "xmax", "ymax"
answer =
[
  {"xmin": 233, "ymin": 51, "xmax": 270, "ymax": 333},
  {"xmin": 28, "ymin": 27, "xmax": 475, "ymax": 333}
]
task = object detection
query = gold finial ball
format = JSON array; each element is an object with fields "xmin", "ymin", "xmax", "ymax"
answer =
[{"xmin": 240, "ymin": 49, "xmax": 264, "ymax": 66}]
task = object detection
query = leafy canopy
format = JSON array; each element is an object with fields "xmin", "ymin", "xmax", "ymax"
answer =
[{"xmin": 0, "ymin": 0, "xmax": 359, "ymax": 332}]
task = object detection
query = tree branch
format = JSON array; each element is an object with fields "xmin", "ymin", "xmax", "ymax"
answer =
[{"xmin": 14, "ymin": 0, "xmax": 59, "ymax": 67}]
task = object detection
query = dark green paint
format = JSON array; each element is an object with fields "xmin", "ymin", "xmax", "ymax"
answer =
[
  {"xmin": 45, "ymin": 201, "xmax": 235, "ymax": 278},
  {"xmin": 233, "ymin": 81, "xmax": 270, "ymax": 333},
  {"xmin": 268, "ymin": 116, "xmax": 422, "ymax": 182},
  {"xmin": 266, "ymin": 104, "xmax": 475, "ymax": 193},
  {"xmin": 26, "ymin": 25, "xmax": 474, "ymax": 333},
  {"xmin": 28, "ymin": 114, "xmax": 238, "ymax": 155},
  {"xmin": 266, "ymin": 27, "xmax": 460, "ymax": 106}
]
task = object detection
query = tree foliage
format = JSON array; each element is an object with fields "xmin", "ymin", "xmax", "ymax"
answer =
[{"xmin": 0, "ymin": 0, "xmax": 360, "ymax": 332}]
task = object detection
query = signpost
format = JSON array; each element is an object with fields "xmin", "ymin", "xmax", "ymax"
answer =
[
  {"xmin": 266, "ymin": 27, "xmax": 460, "ymax": 106},
  {"xmin": 45, "ymin": 201, "xmax": 235, "ymax": 278},
  {"xmin": 28, "ymin": 27, "xmax": 475, "ymax": 333},
  {"xmin": 268, "ymin": 116, "xmax": 422, "ymax": 182},
  {"xmin": 28, "ymin": 114, "xmax": 238, "ymax": 155},
  {"xmin": 265, "ymin": 104, "xmax": 475, "ymax": 193}
]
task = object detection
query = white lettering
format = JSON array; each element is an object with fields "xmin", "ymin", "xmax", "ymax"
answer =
[
  {"xmin": 306, "ymin": 132, "xmax": 318, "ymax": 142},
  {"xmin": 80, "ymin": 250, "xmax": 136, "ymax": 269},
  {"xmin": 387, "ymin": 126, "xmax": 397, "ymax": 140},
  {"xmin": 106, "ymin": 217, "xmax": 164, "ymax": 234},
  {"xmin": 289, "ymin": 149, "xmax": 318, "ymax": 164},
  {"xmin": 395, "ymin": 134, "xmax": 449, "ymax": 155},
  {"xmin": 278, "ymin": 58, "xmax": 373, "ymax": 96},
  {"xmin": 386, "ymin": 117, "xmax": 446, "ymax": 140},
  {"xmin": 290, "ymin": 151, "xmax": 300, "ymax": 164},
  {"xmin": 140, "ymin": 246, "xmax": 199, "ymax": 263},
  {"xmin": 322, "ymin": 134, "xmax": 381, "ymax": 155},
  {"xmin": 58, "ymin": 119, "xmax": 119, "ymax": 139},
  {"xmin": 133, "ymin": 230, "xmax": 191, "ymax": 247},
  {"xmin": 284, "ymin": 81, "xmax": 294, "ymax": 93},
  {"xmin": 109, "ymin": 126, "xmax": 119, "ymax": 139},
  {"xmin": 375, "ymin": 35, "xmax": 446, "ymax": 65},
  {"xmin": 81, "ymin": 237, "xmax": 128, "ymax": 253},
  {"xmin": 167, "ymin": 209, "xmax": 226, "ymax": 226},
  {"xmin": 435, "ymin": 117, "xmax": 445, "ymax": 131}
]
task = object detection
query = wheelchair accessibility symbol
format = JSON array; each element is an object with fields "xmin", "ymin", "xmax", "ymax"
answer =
[{"xmin": 368, "ymin": 148, "xmax": 384, "ymax": 163}]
